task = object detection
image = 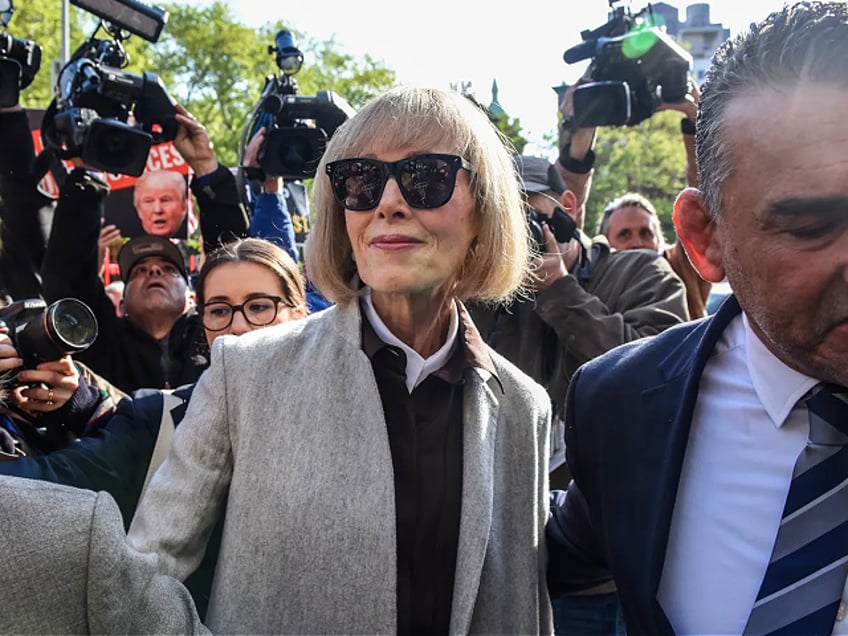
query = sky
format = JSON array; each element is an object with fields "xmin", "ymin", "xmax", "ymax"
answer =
[{"xmin": 187, "ymin": 0, "xmax": 793, "ymax": 155}]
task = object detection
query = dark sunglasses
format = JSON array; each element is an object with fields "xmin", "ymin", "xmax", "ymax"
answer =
[{"xmin": 325, "ymin": 153, "xmax": 473, "ymax": 211}]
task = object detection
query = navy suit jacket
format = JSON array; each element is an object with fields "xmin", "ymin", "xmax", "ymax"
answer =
[{"xmin": 547, "ymin": 294, "xmax": 742, "ymax": 635}]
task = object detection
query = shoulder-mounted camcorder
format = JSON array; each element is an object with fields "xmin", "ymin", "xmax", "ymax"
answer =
[
  {"xmin": 563, "ymin": 1, "xmax": 692, "ymax": 127},
  {"xmin": 0, "ymin": 0, "xmax": 42, "ymax": 108},
  {"xmin": 39, "ymin": 0, "xmax": 175, "ymax": 177},
  {"xmin": 240, "ymin": 30, "xmax": 355, "ymax": 181}
]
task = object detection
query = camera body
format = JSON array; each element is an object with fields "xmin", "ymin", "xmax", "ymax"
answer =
[
  {"xmin": 243, "ymin": 30, "xmax": 355, "ymax": 180},
  {"xmin": 40, "ymin": 0, "xmax": 175, "ymax": 177},
  {"xmin": 258, "ymin": 86, "xmax": 354, "ymax": 179},
  {"xmin": 0, "ymin": 32, "xmax": 41, "ymax": 107},
  {"xmin": 0, "ymin": 2, "xmax": 42, "ymax": 108},
  {"xmin": 527, "ymin": 207, "xmax": 577, "ymax": 252},
  {"xmin": 42, "ymin": 37, "xmax": 177, "ymax": 177},
  {"xmin": 0, "ymin": 298, "xmax": 98, "ymax": 369},
  {"xmin": 564, "ymin": 2, "xmax": 692, "ymax": 127}
]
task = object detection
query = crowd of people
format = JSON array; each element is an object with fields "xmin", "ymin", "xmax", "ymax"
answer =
[{"xmin": 0, "ymin": 2, "xmax": 846, "ymax": 634}]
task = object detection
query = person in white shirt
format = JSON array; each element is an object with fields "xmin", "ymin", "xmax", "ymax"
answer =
[{"xmin": 547, "ymin": 2, "xmax": 848, "ymax": 634}]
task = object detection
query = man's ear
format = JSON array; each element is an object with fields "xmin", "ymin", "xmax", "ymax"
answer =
[
  {"xmin": 673, "ymin": 187, "xmax": 725, "ymax": 283},
  {"xmin": 559, "ymin": 190, "xmax": 579, "ymax": 220}
]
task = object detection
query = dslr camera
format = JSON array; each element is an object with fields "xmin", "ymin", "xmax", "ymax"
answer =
[
  {"xmin": 527, "ymin": 207, "xmax": 577, "ymax": 253},
  {"xmin": 563, "ymin": 1, "xmax": 692, "ymax": 127},
  {"xmin": 39, "ymin": 0, "xmax": 176, "ymax": 177},
  {"xmin": 241, "ymin": 30, "xmax": 354, "ymax": 180},
  {"xmin": 0, "ymin": 298, "xmax": 98, "ymax": 369},
  {"xmin": 0, "ymin": 0, "xmax": 42, "ymax": 108}
]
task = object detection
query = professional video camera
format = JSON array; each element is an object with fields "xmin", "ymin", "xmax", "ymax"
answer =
[
  {"xmin": 563, "ymin": 0, "xmax": 692, "ymax": 127},
  {"xmin": 0, "ymin": 0, "xmax": 41, "ymax": 108},
  {"xmin": 527, "ymin": 207, "xmax": 577, "ymax": 253},
  {"xmin": 240, "ymin": 29, "xmax": 355, "ymax": 180},
  {"xmin": 0, "ymin": 298, "xmax": 98, "ymax": 369},
  {"xmin": 39, "ymin": 0, "xmax": 176, "ymax": 177}
]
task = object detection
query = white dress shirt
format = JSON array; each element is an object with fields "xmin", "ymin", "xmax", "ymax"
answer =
[
  {"xmin": 361, "ymin": 288, "xmax": 459, "ymax": 393},
  {"xmin": 655, "ymin": 312, "xmax": 848, "ymax": 634}
]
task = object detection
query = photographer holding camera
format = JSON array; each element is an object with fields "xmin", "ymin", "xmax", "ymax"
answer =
[
  {"xmin": 0, "ymin": 310, "xmax": 119, "ymax": 459},
  {"xmin": 240, "ymin": 125, "xmax": 299, "ymax": 262},
  {"xmin": 471, "ymin": 155, "xmax": 687, "ymax": 478},
  {"xmin": 558, "ymin": 60, "xmax": 711, "ymax": 318}
]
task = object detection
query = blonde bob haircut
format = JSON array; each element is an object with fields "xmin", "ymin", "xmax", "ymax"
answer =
[{"xmin": 306, "ymin": 85, "xmax": 531, "ymax": 306}]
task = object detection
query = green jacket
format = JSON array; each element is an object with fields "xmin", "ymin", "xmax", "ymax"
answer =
[{"xmin": 470, "ymin": 233, "xmax": 689, "ymax": 421}]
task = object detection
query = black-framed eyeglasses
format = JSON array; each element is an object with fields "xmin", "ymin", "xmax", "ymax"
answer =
[
  {"xmin": 200, "ymin": 295, "xmax": 287, "ymax": 331},
  {"xmin": 325, "ymin": 153, "xmax": 473, "ymax": 211}
]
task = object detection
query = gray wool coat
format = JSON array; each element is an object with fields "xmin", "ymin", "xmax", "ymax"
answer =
[
  {"xmin": 129, "ymin": 300, "xmax": 553, "ymax": 635},
  {"xmin": 0, "ymin": 475, "xmax": 207, "ymax": 634}
]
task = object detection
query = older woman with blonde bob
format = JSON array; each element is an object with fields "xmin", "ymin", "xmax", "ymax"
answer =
[{"xmin": 128, "ymin": 86, "xmax": 553, "ymax": 635}]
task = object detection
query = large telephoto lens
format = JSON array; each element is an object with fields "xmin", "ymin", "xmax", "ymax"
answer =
[{"xmin": 16, "ymin": 298, "xmax": 98, "ymax": 365}]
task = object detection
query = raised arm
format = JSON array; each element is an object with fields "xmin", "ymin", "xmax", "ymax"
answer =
[{"xmin": 171, "ymin": 105, "xmax": 249, "ymax": 253}]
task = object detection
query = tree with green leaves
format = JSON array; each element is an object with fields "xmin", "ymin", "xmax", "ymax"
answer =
[
  {"xmin": 491, "ymin": 112, "xmax": 528, "ymax": 155},
  {"xmin": 581, "ymin": 110, "xmax": 689, "ymax": 240}
]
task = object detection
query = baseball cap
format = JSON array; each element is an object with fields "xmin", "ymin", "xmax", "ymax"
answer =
[
  {"xmin": 118, "ymin": 235, "xmax": 187, "ymax": 283},
  {"xmin": 515, "ymin": 155, "xmax": 567, "ymax": 196}
]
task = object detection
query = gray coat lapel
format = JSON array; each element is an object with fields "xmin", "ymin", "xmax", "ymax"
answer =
[{"xmin": 450, "ymin": 368, "xmax": 500, "ymax": 634}]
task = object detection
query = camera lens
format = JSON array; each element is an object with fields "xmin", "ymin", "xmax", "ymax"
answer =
[
  {"xmin": 94, "ymin": 127, "xmax": 142, "ymax": 166},
  {"xmin": 46, "ymin": 298, "xmax": 98, "ymax": 352},
  {"xmin": 83, "ymin": 119, "xmax": 152, "ymax": 177}
]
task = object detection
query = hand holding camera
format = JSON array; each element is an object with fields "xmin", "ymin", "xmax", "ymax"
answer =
[
  {"xmin": 656, "ymin": 77, "xmax": 700, "ymax": 123},
  {"xmin": 13, "ymin": 355, "xmax": 81, "ymax": 414},
  {"xmin": 173, "ymin": 103, "xmax": 218, "ymax": 177},
  {"xmin": 528, "ymin": 208, "xmax": 580, "ymax": 292},
  {"xmin": 558, "ymin": 69, "xmax": 599, "ymax": 166},
  {"xmin": 242, "ymin": 126, "xmax": 283, "ymax": 193},
  {"xmin": 563, "ymin": 1, "xmax": 693, "ymax": 128},
  {"xmin": 0, "ymin": 298, "xmax": 97, "ymax": 414},
  {"xmin": 0, "ymin": 328, "xmax": 80, "ymax": 414},
  {"xmin": 532, "ymin": 222, "xmax": 582, "ymax": 292}
]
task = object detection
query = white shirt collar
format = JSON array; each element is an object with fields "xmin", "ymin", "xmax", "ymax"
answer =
[
  {"xmin": 361, "ymin": 288, "xmax": 460, "ymax": 394},
  {"xmin": 742, "ymin": 312, "xmax": 819, "ymax": 427}
]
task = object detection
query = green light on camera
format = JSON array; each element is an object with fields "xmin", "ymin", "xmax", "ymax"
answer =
[{"xmin": 622, "ymin": 24, "xmax": 660, "ymax": 59}]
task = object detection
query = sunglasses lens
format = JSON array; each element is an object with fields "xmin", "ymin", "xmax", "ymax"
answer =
[
  {"xmin": 398, "ymin": 156, "xmax": 457, "ymax": 208},
  {"xmin": 328, "ymin": 154, "xmax": 464, "ymax": 211},
  {"xmin": 329, "ymin": 160, "xmax": 383, "ymax": 210}
]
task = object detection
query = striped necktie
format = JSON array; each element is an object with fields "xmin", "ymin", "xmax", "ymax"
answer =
[{"xmin": 745, "ymin": 383, "xmax": 848, "ymax": 635}]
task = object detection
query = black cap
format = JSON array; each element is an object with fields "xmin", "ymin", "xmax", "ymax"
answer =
[
  {"xmin": 515, "ymin": 155, "xmax": 568, "ymax": 196},
  {"xmin": 118, "ymin": 235, "xmax": 187, "ymax": 283}
]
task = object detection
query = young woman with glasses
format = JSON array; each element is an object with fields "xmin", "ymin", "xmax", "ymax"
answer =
[{"xmin": 129, "ymin": 86, "xmax": 553, "ymax": 634}]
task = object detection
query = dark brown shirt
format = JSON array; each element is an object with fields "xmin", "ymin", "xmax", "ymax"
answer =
[{"xmin": 361, "ymin": 303, "xmax": 498, "ymax": 635}]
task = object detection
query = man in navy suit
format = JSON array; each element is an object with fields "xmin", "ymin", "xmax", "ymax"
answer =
[{"xmin": 548, "ymin": 3, "xmax": 848, "ymax": 634}]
